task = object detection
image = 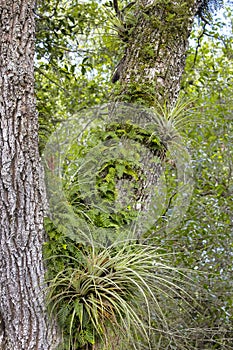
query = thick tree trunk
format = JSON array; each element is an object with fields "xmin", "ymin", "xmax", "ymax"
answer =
[
  {"xmin": 114, "ymin": 0, "xmax": 203, "ymax": 105},
  {"xmin": 0, "ymin": 1, "xmax": 58, "ymax": 349},
  {"xmin": 111, "ymin": 0, "xmax": 203, "ymax": 238}
]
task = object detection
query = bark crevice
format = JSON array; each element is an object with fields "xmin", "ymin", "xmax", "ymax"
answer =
[{"xmin": 0, "ymin": 1, "xmax": 59, "ymax": 349}]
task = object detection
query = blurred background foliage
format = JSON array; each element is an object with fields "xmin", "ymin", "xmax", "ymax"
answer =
[{"xmin": 36, "ymin": 0, "xmax": 233, "ymax": 348}]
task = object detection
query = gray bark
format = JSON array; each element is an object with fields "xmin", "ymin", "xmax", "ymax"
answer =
[
  {"xmin": 114, "ymin": 0, "xmax": 203, "ymax": 105},
  {"xmin": 111, "ymin": 0, "xmax": 203, "ymax": 238},
  {"xmin": 0, "ymin": 1, "xmax": 58, "ymax": 349}
]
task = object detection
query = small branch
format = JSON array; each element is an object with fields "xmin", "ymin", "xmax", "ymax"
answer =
[
  {"xmin": 192, "ymin": 22, "xmax": 208, "ymax": 68},
  {"xmin": 113, "ymin": 0, "xmax": 121, "ymax": 17},
  {"xmin": 35, "ymin": 67, "xmax": 70, "ymax": 94}
]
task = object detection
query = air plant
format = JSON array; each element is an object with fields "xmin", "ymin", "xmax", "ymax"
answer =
[
  {"xmin": 46, "ymin": 241, "xmax": 195, "ymax": 350},
  {"xmin": 150, "ymin": 97, "xmax": 199, "ymax": 146}
]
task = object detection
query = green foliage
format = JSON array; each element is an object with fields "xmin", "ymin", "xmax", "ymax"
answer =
[
  {"xmin": 36, "ymin": 0, "xmax": 118, "ymax": 152},
  {"xmin": 36, "ymin": 2, "xmax": 233, "ymax": 349},
  {"xmin": 43, "ymin": 97, "xmax": 199, "ymax": 348},
  {"xmin": 103, "ymin": 0, "xmax": 137, "ymax": 44},
  {"xmin": 60, "ymin": 120, "xmax": 164, "ymax": 240},
  {"xmin": 44, "ymin": 221, "xmax": 195, "ymax": 349},
  {"xmin": 163, "ymin": 11, "xmax": 233, "ymax": 348}
]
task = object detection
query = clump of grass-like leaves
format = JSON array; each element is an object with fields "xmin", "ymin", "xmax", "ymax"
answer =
[
  {"xmin": 46, "ymin": 241, "xmax": 193, "ymax": 349},
  {"xmin": 151, "ymin": 96, "xmax": 198, "ymax": 145}
]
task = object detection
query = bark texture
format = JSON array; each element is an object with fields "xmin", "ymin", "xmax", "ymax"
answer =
[
  {"xmin": 111, "ymin": 0, "xmax": 203, "ymax": 238},
  {"xmin": 0, "ymin": 1, "xmax": 58, "ymax": 349},
  {"xmin": 114, "ymin": 0, "xmax": 203, "ymax": 105}
]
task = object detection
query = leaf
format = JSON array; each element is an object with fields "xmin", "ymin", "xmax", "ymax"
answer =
[{"xmin": 74, "ymin": 299, "xmax": 84, "ymax": 327}]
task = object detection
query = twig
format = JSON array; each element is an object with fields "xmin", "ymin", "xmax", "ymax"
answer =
[
  {"xmin": 192, "ymin": 22, "xmax": 208, "ymax": 68},
  {"xmin": 35, "ymin": 67, "xmax": 70, "ymax": 94}
]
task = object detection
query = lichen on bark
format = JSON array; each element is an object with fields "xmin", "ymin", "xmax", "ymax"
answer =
[
  {"xmin": 0, "ymin": 1, "xmax": 59, "ymax": 349},
  {"xmin": 113, "ymin": 0, "xmax": 203, "ymax": 106}
]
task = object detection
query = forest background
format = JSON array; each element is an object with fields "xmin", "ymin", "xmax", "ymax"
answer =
[
  {"xmin": 36, "ymin": 0, "xmax": 233, "ymax": 349},
  {"xmin": 0, "ymin": 0, "xmax": 232, "ymax": 349}
]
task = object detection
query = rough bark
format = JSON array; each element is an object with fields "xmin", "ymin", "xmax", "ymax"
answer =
[
  {"xmin": 114, "ymin": 0, "xmax": 203, "ymax": 105},
  {"xmin": 110, "ymin": 0, "xmax": 203, "ymax": 238},
  {"xmin": 0, "ymin": 1, "xmax": 58, "ymax": 349}
]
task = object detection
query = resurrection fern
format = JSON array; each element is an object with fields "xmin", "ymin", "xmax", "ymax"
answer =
[
  {"xmin": 43, "ymin": 97, "xmax": 197, "ymax": 247},
  {"xmin": 43, "ymin": 98, "xmax": 202, "ymax": 349}
]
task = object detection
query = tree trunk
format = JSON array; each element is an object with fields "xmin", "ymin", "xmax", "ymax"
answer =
[
  {"xmin": 0, "ymin": 1, "xmax": 58, "ymax": 349},
  {"xmin": 114, "ymin": 0, "xmax": 203, "ymax": 105},
  {"xmin": 110, "ymin": 0, "xmax": 202, "ymax": 239}
]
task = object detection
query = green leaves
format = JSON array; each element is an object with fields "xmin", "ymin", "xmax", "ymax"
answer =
[
  {"xmin": 38, "ymin": 2, "xmax": 233, "ymax": 349},
  {"xmin": 46, "ymin": 241, "xmax": 194, "ymax": 349}
]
